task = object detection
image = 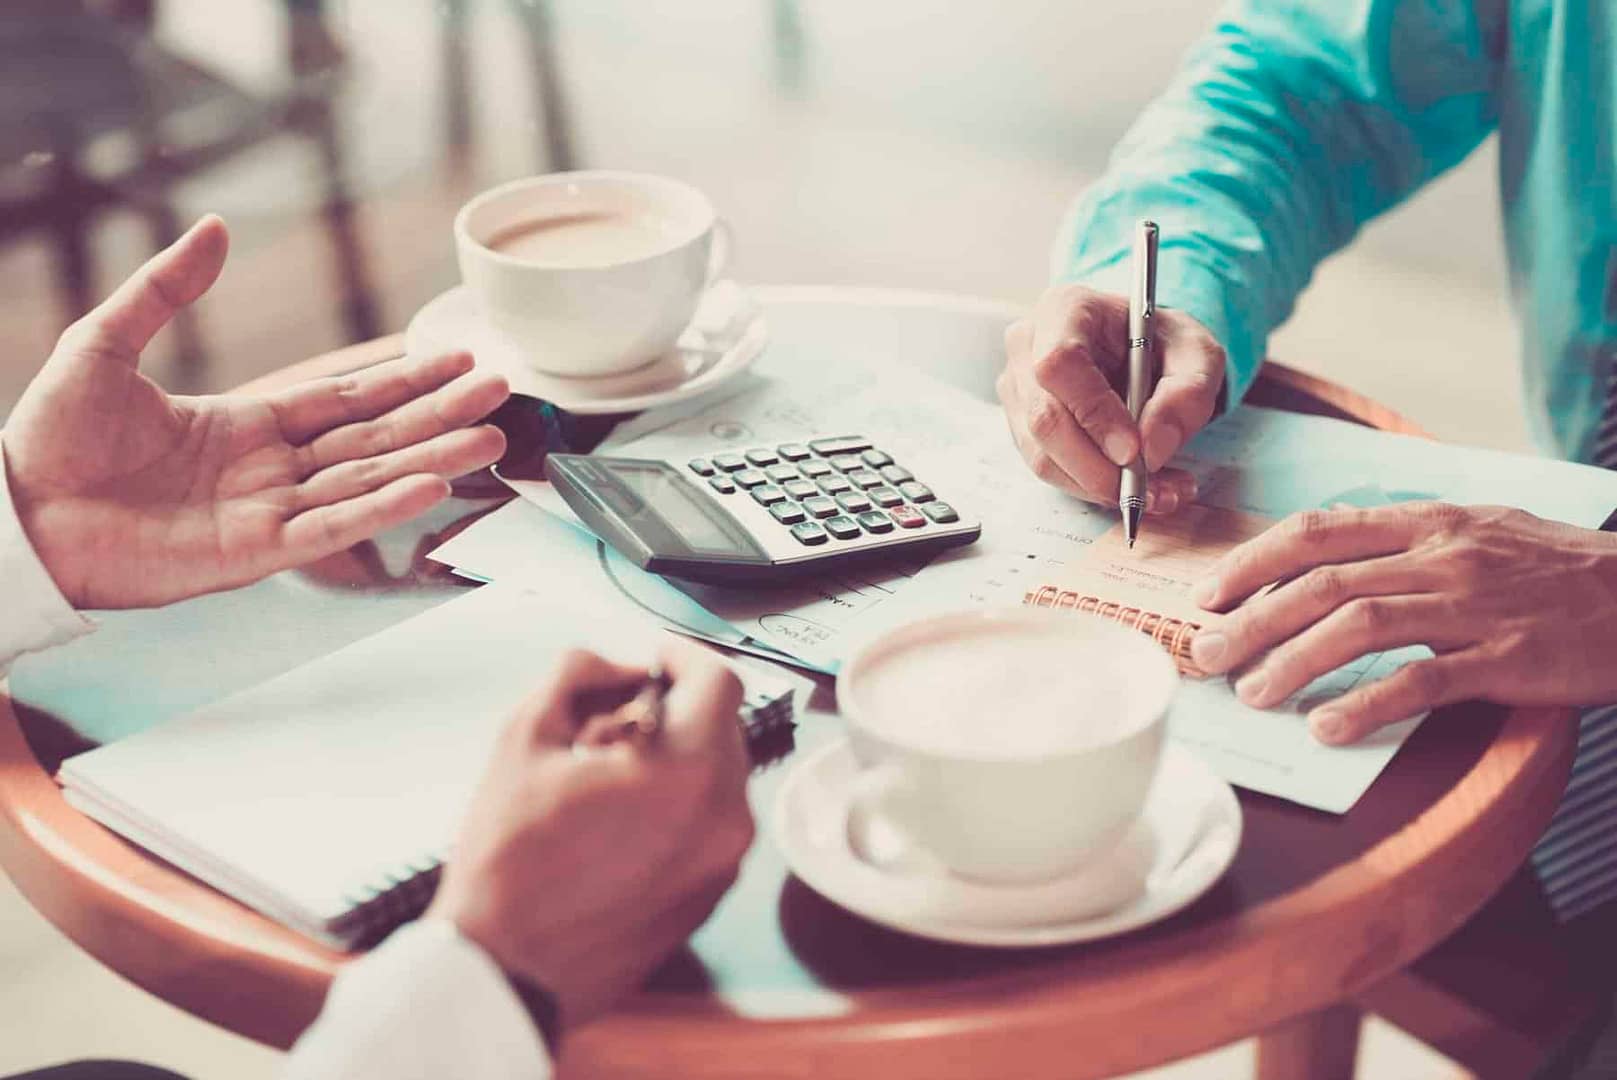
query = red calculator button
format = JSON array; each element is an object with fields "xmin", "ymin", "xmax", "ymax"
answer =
[{"xmin": 891, "ymin": 504, "xmax": 927, "ymax": 529}]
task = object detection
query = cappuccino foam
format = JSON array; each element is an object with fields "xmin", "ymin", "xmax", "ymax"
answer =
[
  {"xmin": 853, "ymin": 622, "xmax": 1139, "ymax": 757},
  {"xmin": 484, "ymin": 210, "xmax": 685, "ymax": 266}
]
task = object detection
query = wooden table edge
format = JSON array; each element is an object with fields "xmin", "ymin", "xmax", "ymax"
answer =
[{"xmin": 0, "ymin": 326, "xmax": 1579, "ymax": 1075}]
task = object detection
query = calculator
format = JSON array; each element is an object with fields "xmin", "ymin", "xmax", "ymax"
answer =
[{"xmin": 544, "ymin": 435, "xmax": 981, "ymax": 584}]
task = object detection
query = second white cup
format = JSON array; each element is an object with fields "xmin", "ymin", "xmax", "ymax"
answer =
[
  {"xmin": 837, "ymin": 609, "xmax": 1177, "ymax": 885},
  {"xmin": 453, "ymin": 171, "xmax": 727, "ymax": 378}
]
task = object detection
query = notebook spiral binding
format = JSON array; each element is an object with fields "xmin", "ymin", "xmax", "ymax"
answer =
[
  {"xmin": 1022, "ymin": 584, "xmax": 1208, "ymax": 679},
  {"xmin": 329, "ymin": 689, "xmax": 799, "ymax": 949}
]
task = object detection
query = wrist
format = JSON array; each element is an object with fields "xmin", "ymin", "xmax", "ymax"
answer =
[{"xmin": 426, "ymin": 896, "xmax": 568, "ymax": 1048}]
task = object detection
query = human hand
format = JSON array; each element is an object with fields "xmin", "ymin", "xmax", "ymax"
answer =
[
  {"xmin": 429, "ymin": 640, "xmax": 753, "ymax": 1032},
  {"xmin": 997, "ymin": 284, "xmax": 1224, "ymax": 513},
  {"xmin": 1188, "ymin": 503, "xmax": 1617, "ymax": 745},
  {"xmin": 1, "ymin": 216, "xmax": 510, "ymax": 609}
]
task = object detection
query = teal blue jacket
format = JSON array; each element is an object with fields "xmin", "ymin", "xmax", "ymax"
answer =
[{"xmin": 1058, "ymin": 0, "xmax": 1612, "ymax": 461}]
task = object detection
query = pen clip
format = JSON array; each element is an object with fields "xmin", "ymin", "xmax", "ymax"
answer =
[{"xmin": 1132, "ymin": 220, "xmax": 1159, "ymax": 327}]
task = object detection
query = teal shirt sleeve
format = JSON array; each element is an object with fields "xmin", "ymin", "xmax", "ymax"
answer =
[{"xmin": 1056, "ymin": 0, "xmax": 1501, "ymax": 403}]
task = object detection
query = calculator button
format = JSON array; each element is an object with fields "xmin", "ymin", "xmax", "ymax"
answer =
[
  {"xmin": 868, "ymin": 485, "xmax": 903, "ymax": 508},
  {"xmin": 800, "ymin": 459, "xmax": 834, "ymax": 478},
  {"xmin": 713, "ymin": 453, "xmax": 747, "ymax": 472},
  {"xmin": 688, "ymin": 458, "xmax": 716, "ymax": 476},
  {"xmin": 817, "ymin": 474, "xmax": 853, "ymax": 495},
  {"xmin": 922, "ymin": 501, "xmax": 960, "ymax": 523},
  {"xmin": 824, "ymin": 515, "xmax": 862, "ymax": 540},
  {"xmin": 802, "ymin": 495, "xmax": 839, "ymax": 518},
  {"xmin": 745, "ymin": 448, "xmax": 780, "ymax": 466},
  {"xmin": 857, "ymin": 510, "xmax": 894, "ymax": 534},
  {"xmin": 829, "ymin": 454, "xmax": 864, "ymax": 473},
  {"xmin": 836, "ymin": 492, "xmax": 872, "ymax": 514},
  {"xmin": 771, "ymin": 501, "xmax": 808, "ymax": 525},
  {"xmin": 734, "ymin": 469, "xmax": 768, "ymax": 488},
  {"xmin": 784, "ymin": 478, "xmax": 819, "ymax": 500},
  {"xmin": 751, "ymin": 484, "xmax": 787, "ymax": 505},
  {"xmin": 898, "ymin": 480, "xmax": 934, "ymax": 503},
  {"xmin": 765, "ymin": 464, "xmax": 800, "ymax": 483},
  {"xmin": 847, "ymin": 469, "xmax": 884, "ymax": 489},
  {"xmin": 861, "ymin": 448, "xmax": 893, "ymax": 468},
  {"xmin": 880, "ymin": 464, "xmax": 914, "ymax": 485},
  {"xmin": 790, "ymin": 520, "xmax": 828, "ymax": 545},
  {"xmin": 708, "ymin": 475, "xmax": 736, "ymax": 494},
  {"xmin": 778, "ymin": 443, "xmax": 812, "ymax": 461},
  {"xmin": 891, "ymin": 504, "xmax": 927, "ymax": 528},
  {"xmin": 808, "ymin": 436, "xmax": 872, "ymax": 456}
]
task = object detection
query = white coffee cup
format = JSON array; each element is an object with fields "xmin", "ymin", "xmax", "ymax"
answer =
[
  {"xmin": 453, "ymin": 171, "xmax": 728, "ymax": 377},
  {"xmin": 837, "ymin": 609, "xmax": 1177, "ymax": 885}
]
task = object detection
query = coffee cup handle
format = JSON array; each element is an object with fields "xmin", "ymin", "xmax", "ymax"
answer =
[
  {"xmin": 845, "ymin": 764, "xmax": 951, "ymax": 878},
  {"xmin": 705, "ymin": 218, "xmax": 734, "ymax": 287}
]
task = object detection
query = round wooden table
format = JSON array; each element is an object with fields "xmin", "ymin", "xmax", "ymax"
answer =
[{"xmin": 0, "ymin": 289, "xmax": 1579, "ymax": 1079}]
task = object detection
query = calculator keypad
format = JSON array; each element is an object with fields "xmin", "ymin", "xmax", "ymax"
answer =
[{"xmin": 693, "ymin": 436, "xmax": 967, "ymax": 554}]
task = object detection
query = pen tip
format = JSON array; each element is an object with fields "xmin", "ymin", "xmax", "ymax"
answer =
[{"xmin": 1128, "ymin": 538, "xmax": 1136, "ymax": 549}]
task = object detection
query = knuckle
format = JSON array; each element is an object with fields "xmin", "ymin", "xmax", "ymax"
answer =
[
  {"xmin": 1069, "ymin": 389, "xmax": 1118, "ymax": 433},
  {"xmin": 1287, "ymin": 509, "xmax": 1335, "ymax": 545},
  {"xmin": 1301, "ymin": 567, "xmax": 1344, "ymax": 606},
  {"xmin": 1344, "ymin": 597, "xmax": 1392, "ymax": 638},
  {"xmin": 1026, "ymin": 450, "xmax": 1063, "ymax": 485},
  {"xmin": 1406, "ymin": 659, "xmax": 1449, "ymax": 700},
  {"xmin": 1030, "ymin": 344, "xmax": 1074, "ymax": 391},
  {"xmin": 1413, "ymin": 501, "xmax": 1465, "ymax": 531},
  {"xmin": 1027, "ymin": 397, "xmax": 1069, "ymax": 443}
]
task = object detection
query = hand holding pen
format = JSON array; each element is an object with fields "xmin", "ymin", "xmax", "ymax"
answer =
[{"xmin": 997, "ymin": 225, "xmax": 1225, "ymax": 517}]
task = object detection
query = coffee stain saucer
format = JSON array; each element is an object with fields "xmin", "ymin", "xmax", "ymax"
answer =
[
  {"xmin": 405, "ymin": 280, "xmax": 768, "ymax": 416},
  {"xmin": 773, "ymin": 739, "xmax": 1242, "ymax": 947}
]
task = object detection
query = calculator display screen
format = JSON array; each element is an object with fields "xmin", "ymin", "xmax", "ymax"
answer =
[{"xmin": 606, "ymin": 462, "xmax": 747, "ymax": 555}]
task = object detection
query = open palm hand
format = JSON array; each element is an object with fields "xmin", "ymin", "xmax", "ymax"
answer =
[{"xmin": 1, "ymin": 216, "xmax": 510, "ymax": 609}]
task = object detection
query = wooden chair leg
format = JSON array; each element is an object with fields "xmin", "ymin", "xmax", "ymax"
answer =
[{"xmin": 1256, "ymin": 1003, "xmax": 1363, "ymax": 1080}]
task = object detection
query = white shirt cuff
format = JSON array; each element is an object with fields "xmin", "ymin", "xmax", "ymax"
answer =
[
  {"xmin": 282, "ymin": 919, "xmax": 553, "ymax": 1080},
  {"xmin": 0, "ymin": 439, "xmax": 94, "ymax": 675}
]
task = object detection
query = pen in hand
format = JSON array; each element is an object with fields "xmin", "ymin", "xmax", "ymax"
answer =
[
  {"xmin": 575, "ymin": 667, "xmax": 672, "ymax": 749},
  {"xmin": 1120, "ymin": 219, "xmax": 1160, "ymax": 550}
]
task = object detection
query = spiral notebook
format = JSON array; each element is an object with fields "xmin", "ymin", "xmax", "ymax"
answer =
[
  {"xmin": 56, "ymin": 582, "xmax": 797, "ymax": 950},
  {"xmin": 1018, "ymin": 503, "xmax": 1276, "ymax": 677}
]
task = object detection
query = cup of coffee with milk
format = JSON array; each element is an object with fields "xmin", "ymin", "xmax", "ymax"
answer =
[
  {"xmin": 838, "ymin": 609, "xmax": 1177, "ymax": 890},
  {"xmin": 454, "ymin": 171, "xmax": 727, "ymax": 377}
]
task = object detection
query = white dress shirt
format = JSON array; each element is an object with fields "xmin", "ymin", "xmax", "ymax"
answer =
[{"xmin": 0, "ymin": 442, "xmax": 552, "ymax": 1079}]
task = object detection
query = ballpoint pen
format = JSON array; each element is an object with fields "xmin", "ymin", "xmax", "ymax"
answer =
[
  {"xmin": 1120, "ymin": 219, "xmax": 1159, "ymax": 550},
  {"xmin": 574, "ymin": 667, "xmax": 672, "ymax": 750}
]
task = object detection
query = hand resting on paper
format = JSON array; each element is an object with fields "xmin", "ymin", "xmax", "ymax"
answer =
[
  {"xmin": 1, "ymin": 215, "xmax": 511, "ymax": 609},
  {"xmin": 429, "ymin": 639, "xmax": 754, "ymax": 1033},
  {"xmin": 1188, "ymin": 503, "xmax": 1617, "ymax": 745},
  {"xmin": 997, "ymin": 283, "xmax": 1218, "ymax": 513}
]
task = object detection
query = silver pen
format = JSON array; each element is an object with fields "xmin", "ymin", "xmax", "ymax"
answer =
[{"xmin": 1120, "ymin": 219, "xmax": 1159, "ymax": 549}]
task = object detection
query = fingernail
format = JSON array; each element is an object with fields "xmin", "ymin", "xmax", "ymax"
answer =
[
  {"xmin": 1191, "ymin": 631, "xmax": 1227, "ymax": 668},
  {"xmin": 1103, "ymin": 431, "xmax": 1136, "ymax": 467},
  {"xmin": 1145, "ymin": 421, "xmax": 1182, "ymax": 470},
  {"xmin": 1191, "ymin": 578, "xmax": 1218, "ymax": 607},
  {"xmin": 1236, "ymin": 670, "xmax": 1270, "ymax": 706},
  {"xmin": 1149, "ymin": 485, "xmax": 1179, "ymax": 515},
  {"xmin": 1310, "ymin": 709, "xmax": 1348, "ymax": 745}
]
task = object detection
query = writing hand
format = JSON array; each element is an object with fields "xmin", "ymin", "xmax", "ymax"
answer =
[
  {"xmin": 2, "ymin": 215, "xmax": 510, "ymax": 609},
  {"xmin": 430, "ymin": 640, "xmax": 753, "ymax": 1032},
  {"xmin": 1189, "ymin": 504, "xmax": 1617, "ymax": 744},
  {"xmin": 997, "ymin": 284, "xmax": 1221, "ymax": 512}
]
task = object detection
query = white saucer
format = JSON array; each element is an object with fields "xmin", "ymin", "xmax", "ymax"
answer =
[
  {"xmin": 404, "ymin": 281, "xmax": 768, "ymax": 415},
  {"xmin": 773, "ymin": 739, "xmax": 1242, "ymax": 948}
]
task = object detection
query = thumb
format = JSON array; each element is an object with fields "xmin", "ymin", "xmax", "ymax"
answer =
[{"xmin": 62, "ymin": 214, "xmax": 229, "ymax": 365}]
